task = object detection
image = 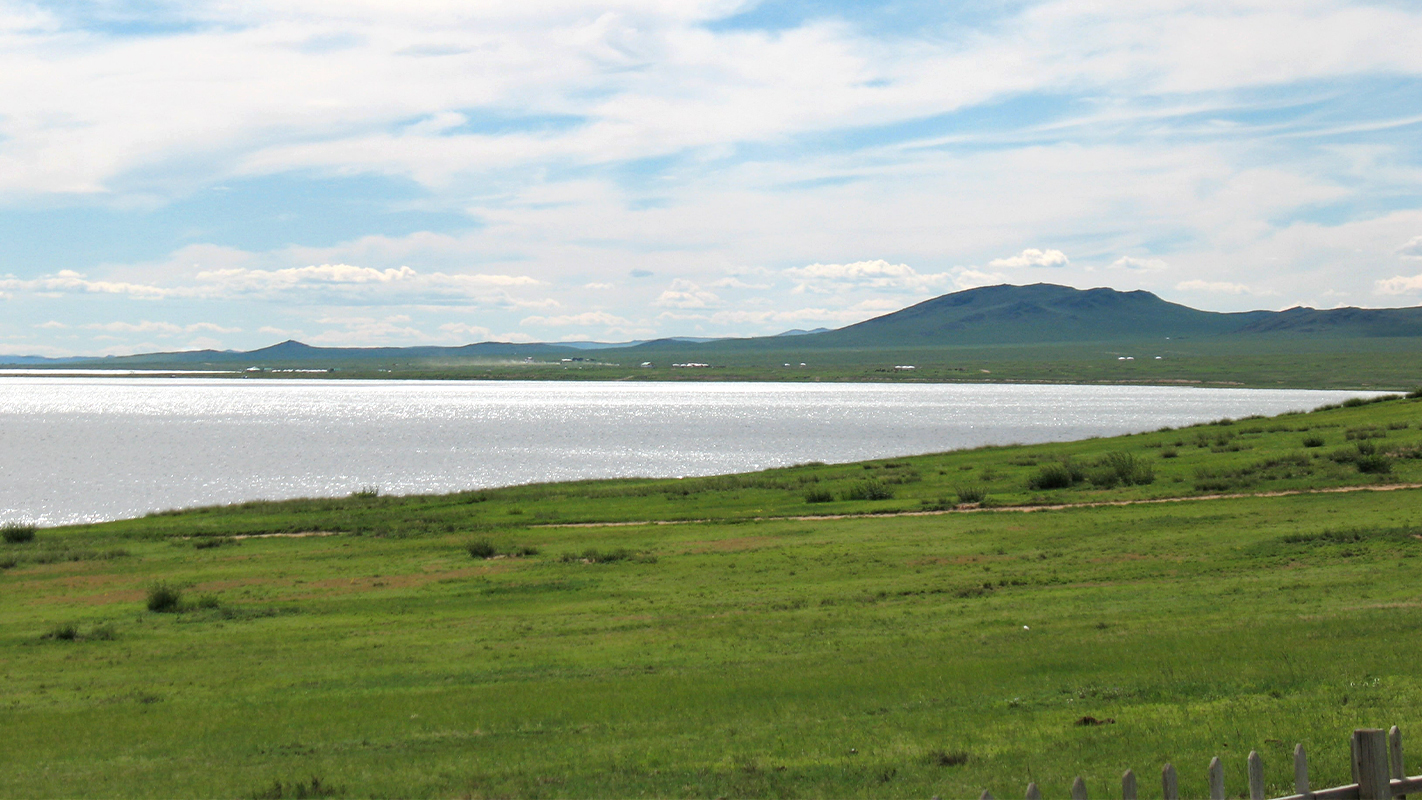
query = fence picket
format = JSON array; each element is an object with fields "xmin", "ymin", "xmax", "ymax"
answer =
[
  {"xmin": 1249, "ymin": 751, "xmax": 1265, "ymax": 800},
  {"xmin": 1122, "ymin": 768, "xmax": 1137, "ymax": 800},
  {"xmin": 1209, "ymin": 756, "xmax": 1225, "ymax": 800},
  {"xmin": 1354, "ymin": 728, "xmax": 1391, "ymax": 800},
  {"xmin": 1295, "ymin": 744, "xmax": 1310, "ymax": 796},
  {"xmin": 1025, "ymin": 781, "xmax": 1042, "ymax": 800},
  {"xmin": 1071, "ymin": 775, "xmax": 1088, "ymax": 800},
  {"xmin": 1162, "ymin": 763, "xmax": 1179, "ymax": 800},
  {"xmin": 1391, "ymin": 726, "xmax": 1407, "ymax": 800}
]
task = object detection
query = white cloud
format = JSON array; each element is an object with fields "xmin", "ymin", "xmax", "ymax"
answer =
[
  {"xmin": 653, "ymin": 279, "xmax": 720, "ymax": 309},
  {"xmin": 0, "ymin": 270, "xmax": 172, "ymax": 298},
  {"xmin": 1375, "ymin": 274, "xmax": 1422, "ymax": 295},
  {"xmin": 785, "ymin": 260, "xmax": 954, "ymax": 294},
  {"xmin": 437, "ymin": 322, "xmax": 494, "ymax": 340},
  {"xmin": 36, "ymin": 320, "xmax": 68, "ymax": 329},
  {"xmin": 519, "ymin": 311, "xmax": 634, "ymax": 327},
  {"xmin": 1399, "ymin": 236, "xmax": 1422, "ymax": 260},
  {"xmin": 1110, "ymin": 256, "xmax": 1168, "ymax": 272},
  {"xmin": 307, "ymin": 314, "xmax": 432, "ymax": 345},
  {"xmin": 988, "ymin": 249, "xmax": 1070, "ymax": 269},
  {"xmin": 1174, "ymin": 279, "xmax": 1268, "ymax": 295},
  {"xmin": 583, "ymin": 282, "xmax": 615, "ymax": 290},
  {"xmin": 708, "ymin": 276, "xmax": 772, "ymax": 290}
]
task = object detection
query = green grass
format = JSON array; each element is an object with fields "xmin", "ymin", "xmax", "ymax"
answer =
[{"xmin": 3, "ymin": 396, "xmax": 1422, "ymax": 797}]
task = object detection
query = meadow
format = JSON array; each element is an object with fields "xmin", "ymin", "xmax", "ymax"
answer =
[{"xmin": 4, "ymin": 393, "xmax": 1422, "ymax": 798}]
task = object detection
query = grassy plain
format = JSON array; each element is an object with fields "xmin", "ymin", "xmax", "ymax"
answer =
[
  {"xmin": 89, "ymin": 335, "xmax": 1422, "ymax": 390},
  {"xmin": 5, "ymin": 395, "xmax": 1422, "ymax": 798}
]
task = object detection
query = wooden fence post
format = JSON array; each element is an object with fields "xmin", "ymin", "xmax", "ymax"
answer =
[
  {"xmin": 1025, "ymin": 782, "xmax": 1042, "ymax": 800},
  {"xmin": 1295, "ymin": 744, "xmax": 1311, "ymax": 796},
  {"xmin": 1354, "ymin": 728, "xmax": 1392, "ymax": 800},
  {"xmin": 1162, "ymin": 763, "xmax": 1179, "ymax": 800},
  {"xmin": 1071, "ymin": 775, "xmax": 1088, "ymax": 800},
  {"xmin": 979, "ymin": 790, "xmax": 994, "ymax": 800},
  {"xmin": 1209, "ymin": 756, "xmax": 1225, "ymax": 800},
  {"xmin": 1122, "ymin": 768, "xmax": 1137, "ymax": 800},
  {"xmin": 1248, "ymin": 750, "xmax": 1265, "ymax": 800},
  {"xmin": 1391, "ymin": 725, "xmax": 1407, "ymax": 800}
]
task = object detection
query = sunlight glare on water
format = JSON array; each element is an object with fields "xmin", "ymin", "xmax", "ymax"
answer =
[{"xmin": 0, "ymin": 378, "xmax": 1376, "ymax": 525}]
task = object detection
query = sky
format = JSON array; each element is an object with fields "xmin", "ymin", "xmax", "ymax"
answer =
[{"xmin": 2, "ymin": 0, "xmax": 1422, "ymax": 356}]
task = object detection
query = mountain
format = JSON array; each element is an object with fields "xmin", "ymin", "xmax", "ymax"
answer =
[
  {"xmin": 8, "ymin": 284, "xmax": 1422, "ymax": 369},
  {"xmin": 806, "ymin": 283, "xmax": 1422, "ymax": 346}
]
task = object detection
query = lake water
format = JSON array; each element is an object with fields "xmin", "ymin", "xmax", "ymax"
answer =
[{"xmin": 0, "ymin": 378, "xmax": 1374, "ymax": 526}]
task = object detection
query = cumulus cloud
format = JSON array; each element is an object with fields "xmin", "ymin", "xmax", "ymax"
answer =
[
  {"xmin": 785, "ymin": 260, "xmax": 956, "ymax": 294},
  {"xmin": 1399, "ymin": 236, "xmax": 1422, "ymax": 260},
  {"xmin": 1375, "ymin": 273, "xmax": 1422, "ymax": 295},
  {"xmin": 653, "ymin": 279, "xmax": 720, "ymax": 309},
  {"xmin": 988, "ymin": 249, "xmax": 1070, "ymax": 269},
  {"xmin": 1110, "ymin": 256, "xmax": 1169, "ymax": 272},
  {"xmin": 0, "ymin": 270, "xmax": 173, "ymax": 298}
]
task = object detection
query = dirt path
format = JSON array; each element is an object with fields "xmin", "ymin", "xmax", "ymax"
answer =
[{"xmin": 535, "ymin": 482, "xmax": 1422, "ymax": 529}]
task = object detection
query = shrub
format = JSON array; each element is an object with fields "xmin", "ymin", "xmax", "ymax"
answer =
[
  {"xmin": 1301, "ymin": 434, "xmax": 1325, "ymax": 448},
  {"xmin": 1342, "ymin": 397, "xmax": 1368, "ymax": 408},
  {"xmin": 1028, "ymin": 462, "xmax": 1076, "ymax": 490},
  {"xmin": 350, "ymin": 486, "xmax": 379, "ymax": 498},
  {"xmin": 804, "ymin": 488, "xmax": 835, "ymax": 503},
  {"xmin": 195, "ymin": 594, "xmax": 221, "ymax": 609},
  {"xmin": 1408, "ymin": 387, "xmax": 1422, "ymax": 399},
  {"xmin": 44, "ymin": 623, "xmax": 78, "ymax": 641},
  {"xmin": 1356, "ymin": 453, "xmax": 1394, "ymax": 474},
  {"xmin": 842, "ymin": 480, "xmax": 894, "ymax": 501},
  {"xmin": 513, "ymin": 545, "xmax": 540, "ymax": 557},
  {"xmin": 146, "ymin": 584, "xmax": 183, "ymax": 613},
  {"xmin": 955, "ymin": 485, "xmax": 987, "ymax": 505},
  {"xmin": 1160, "ymin": 448, "xmax": 1179, "ymax": 459},
  {"xmin": 1095, "ymin": 452, "xmax": 1155, "ymax": 487},
  {"xmin": 2, "ymin": 522, "xmax": 36, "ymax": 543},
  {"xmin": 1355, "ymin": 440, "xmax": 1378, "ymax": 456},
  {"xmin": 466, "ymin": 538, "xmax": 498, "ymax": 559}
]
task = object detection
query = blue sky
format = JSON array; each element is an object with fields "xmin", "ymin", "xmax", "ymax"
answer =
[{"xmin": 2, "ymin": 0, "xmax": 1421, "ymax": 355}]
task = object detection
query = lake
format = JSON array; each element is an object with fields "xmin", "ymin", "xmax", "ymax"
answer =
[{"xmin": 0, "ymin": 378, "xmax": 1375, "ymax": 525}]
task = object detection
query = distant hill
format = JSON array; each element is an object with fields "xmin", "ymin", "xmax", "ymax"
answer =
[
  {"xmin": 8, "ymin": 283, "xmax": 1422, "ymax": 369},
  {"xmin": 818, "ymin": 283, "xmax": 1422, "ymax": 345}
]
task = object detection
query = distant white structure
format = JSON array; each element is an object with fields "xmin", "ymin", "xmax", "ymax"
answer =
[{"xmin": 894, "ymin": 365, "xmax": 916, "ymax": 370}]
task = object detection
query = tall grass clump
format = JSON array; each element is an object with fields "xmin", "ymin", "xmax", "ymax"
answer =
[
  {"xmin": 803, "ymin": 488, "xmax": 835, "ymax": 503},
  {"xmin": 2, "ymin": 522, "xmax": 36, "ymax": 543},
  {"xmin": 841, "ymin": 480, "xmax": 894, "ymax": 501},
  {"xmin": 1302, "ymin": 434, "xmax": 1325, "ymax": 448},
  {"xmin": 1027, "ymin": 460, "xmax": 1081, "ymax": 490},
  {"xmin": 466, "ymin": 538, "xmax": 498, "ymax": 559},
  {"xmin": 1088, "ymin": 452, "xmax": 1155, "ymax": 488},
  {"xmin": 955, "ymin": 485, "xmax": 987, "ymax": 505},
  {"xmin": 146, "ymin": 583, "xmax": 183, "ymax": 613}
]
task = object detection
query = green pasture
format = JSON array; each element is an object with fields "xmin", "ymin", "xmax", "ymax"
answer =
[{"xmin": 4, "ymin": 395, "xmax": 1422, "ymax": 798}]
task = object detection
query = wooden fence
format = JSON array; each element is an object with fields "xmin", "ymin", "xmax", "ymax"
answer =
[{"xmin": 977, "ymin": 727, "xmax": 1422, "ymax": 800}]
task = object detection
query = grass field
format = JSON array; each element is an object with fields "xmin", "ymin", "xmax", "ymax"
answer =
[{"xmin": 4, "ymin": 393, "xmax": 1422, "ymax": 798}]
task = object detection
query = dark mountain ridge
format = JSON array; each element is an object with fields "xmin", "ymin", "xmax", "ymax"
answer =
[{"xmin": 8, "ymin": 283, "xmax": 1422, "ymax": 367}]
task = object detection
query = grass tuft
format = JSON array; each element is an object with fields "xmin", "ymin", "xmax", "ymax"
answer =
[
  {"xmin": 146, "ymin": 583, "xmax": 183, "ymax": 613},
  {"xmin": 955, "ymin": 485, "xmax": 988, "ymax": 505},
  {"xmin": 841, "ymin": 480, "xmax": 894, "ymax": 501},
  {"xmin": 2, "ymin": 522, "xmax": 36, "ymax": 543},
  {"xmin": 466, "ymin": 538, "xmax": 498, "ymax": 559}
]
